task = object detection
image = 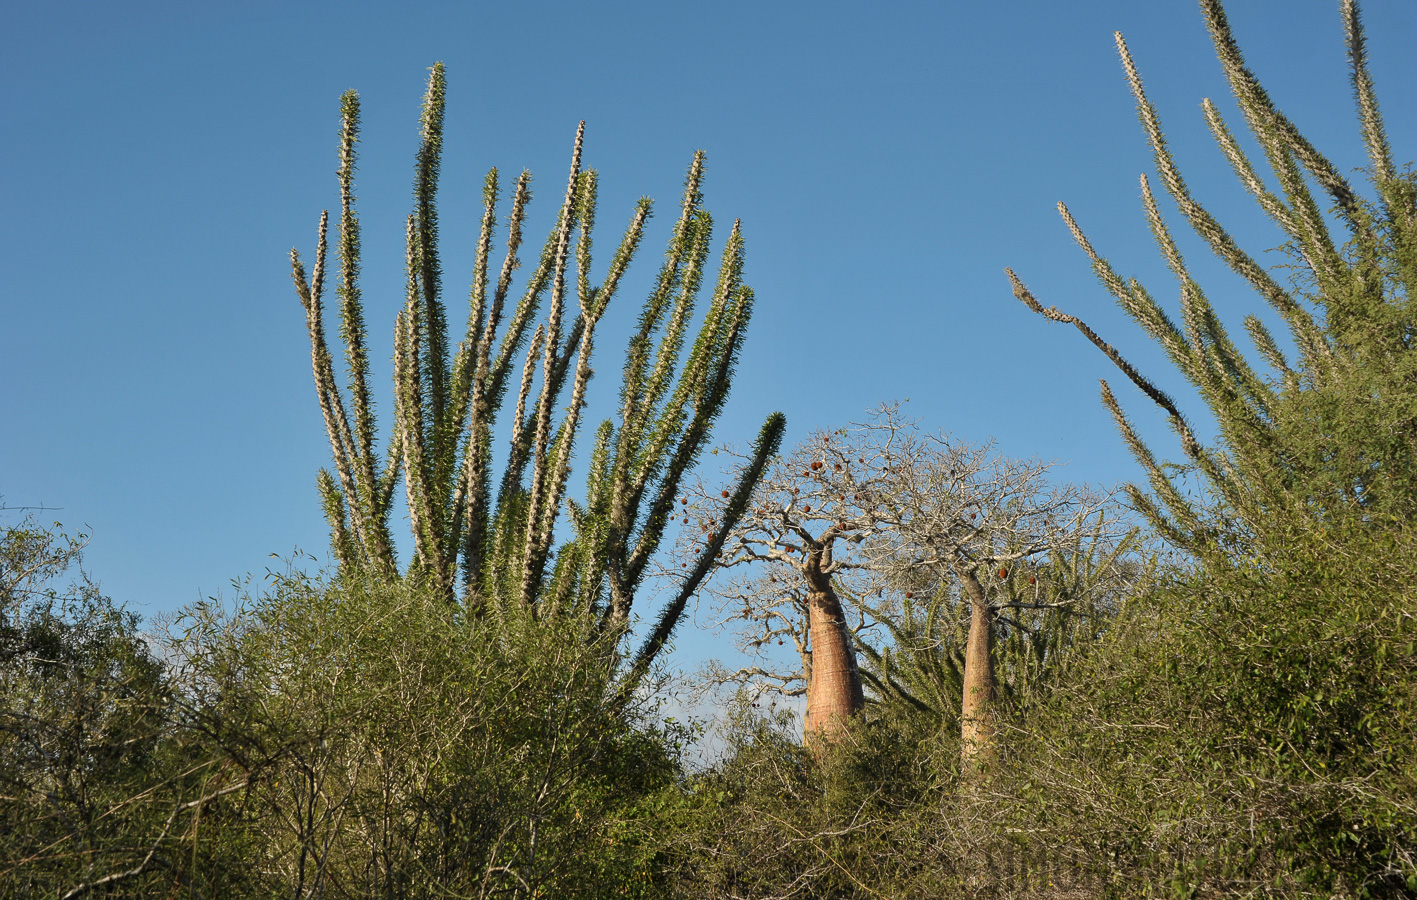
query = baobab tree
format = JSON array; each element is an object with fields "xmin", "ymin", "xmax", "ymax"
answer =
[
  {"xmin": 682, "ymin": 405, "xmax": 1119, "ymax": 767},
  {"xmin": 677, "ymin": 421, "xmax": 896, "ymax": 743}
]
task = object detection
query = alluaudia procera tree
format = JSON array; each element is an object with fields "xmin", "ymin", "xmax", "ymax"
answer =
[
  {"xmin": 290, "ymin": 65, "xmax": 784, "ymax": 674},
  {"xmin": 1007, "ymin": 0, "xmax": 1417, "ymax": 559}
]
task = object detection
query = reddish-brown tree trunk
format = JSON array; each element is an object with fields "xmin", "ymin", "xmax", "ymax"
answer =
[
  {"xmin": 958, "ymin": 570, "xmax": 996, "ymax": 773},
  {"xmin": 803, "ymin": 583, "xmax": 864, "ymax": 745}
]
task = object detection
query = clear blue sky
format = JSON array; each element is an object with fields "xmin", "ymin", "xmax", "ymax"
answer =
[{"xmin": 3, "ymin": 1, "xmax": 1414, "ymax": 662}]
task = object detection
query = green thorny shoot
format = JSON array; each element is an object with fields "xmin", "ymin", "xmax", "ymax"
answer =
[
  {"xmin": 290, "ymin": 64, "xmax": 784, "ymax": 676},
  {"xmin": 1007, "ymin": 0, "xmax": 1417, "ymax": 562}
]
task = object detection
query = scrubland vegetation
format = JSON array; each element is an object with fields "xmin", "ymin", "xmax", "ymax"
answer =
[{"xmin": 3, "ymin": 1, "xmax": 1415, "ymax": 895}]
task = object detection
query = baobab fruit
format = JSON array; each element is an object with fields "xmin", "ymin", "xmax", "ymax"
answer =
[
  {"xmin": 999, "ymin": 567, "xmax": 1009, "ymax": 579},
  {"xmin": 721, "ymin": 490, "xmax": 730, "ymax": 498},
  {"xmin": 812, "ymin": 461, "xmax": 823, "ymax": 470},
  {"xmin": 905, "ymin": 591, "xmax": 914, "ymax": 598},
  {"xmin": 681, "ymin": 497, "xmax": 688, "ymax": 505},
  {"xmin": 1029, "ymin": 576, "xmax": 1036, "ymax": 585},
  {"xmin": 803, "ymin": 504, "xmax": 811, "ymax": 512},
  {"xmin": 833, "ymin": 462, "xmax": 842, "ymax": 471}
]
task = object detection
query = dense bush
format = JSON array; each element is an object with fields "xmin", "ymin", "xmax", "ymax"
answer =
[
  {"xmin": 661, "ymin": 524, "xmax": 1416, "ymax": 898},
  {"xmin": 1, "ymin": 524, "xmax": 698, "ymax": 899},
  {"xmin": 167, "ymin": 569, "xmax": 694, "ymax": 899},
  {"xmin": 0, "ymin": 520, "xmax": 254, "ymax": 898},
  {"xmin": 989, "ymin": 521, "xmax": 1417, "ymax": 897}
]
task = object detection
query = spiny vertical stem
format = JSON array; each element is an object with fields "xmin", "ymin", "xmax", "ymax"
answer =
[
  {"xmin": 462, "ymin": 172, "xmax": 534, "ymax": 594},
  {"xmin": 394, "ymin": 306, "xmax": 429, "ymax": 572},
  {"xmin": 575, "ymin": 170, "xmax": 597, "ymax": 315},
  {"xmin": 487, "ymin": 172, "xmax": 534, "ymax": 355},
  {"xmin": 505, "ymin": 324, "xmax": 544, "ymax": 603},
  {"xmin": 1342, "ymin": 0, "xmax": 1393, "ymax": 184},
  {"xmin": 450, "ymin": 168, "xmax": 499, "ymax": 432},
  {"xmin": 1203, "ymin": 99, "xmax": 1297, "ymax": 232},
  {"xmin": 489, "ymin": 228, "xmax": 558, "ymax": 405},
  {"xmin": 625, "ymin": 282, "xmax": 752, "ymax": 587},
  {"xmin": 640, "ymin": 212, "xmax": 712, "ymax": 438},
  {"xmin": 605, "ymin": 216, "xmax": 708, "ymax": 576},
  {"xmin": 520, "ymin": 123, "xmax": 584, "ymax": 608},
  {"xmin": 631, "ymin": 220, "xmax": 742, "ymax": 514},
  {"xmin": 622, "ymin": 411, "xmax": 785, "ymax": 690},
  {"xmin": 377, "ymin": 424, "xmax": 403, "ymax": 534},
  {"xmin": 475, "ymin": 171, "xmax": 533, "ymax": 407},
  {"xmin": 597, "ymin": 199, "xmax": 653, "ymax": 318},
  {"xmin": 620, "ymin": 304, "xmax": 747, "ymax": 599},
  {"xmin": 336, "ymin": 91, "xmax": 376, "ymax": 486},
  {"xmin": 446, "ymin": 171, "xmax": 501, "ymax": 576},
  {"xmin": 510, "ymin": 325, "xmax": 545, "ymax": 481},
  {"xmin": 538, "ymin": 172, "xmax": 602, "ymax": 558},
  {"xmin": 541, "ymin": 199, "xmax": 654, "ymax": 590},
  {"xmin": 414, "ymin": 63, "xmax": 450, "ymax": 474},
  {"xmin": 292, "ymin": 216, "xmax": 368, "ymax": 555},
  {"xmin": 398, "ymin": 214, "xmax": 443, "ymax": 584},
  {"xmin": 317, "ymin": 469, "xmax": 357, "ymax": 571},
  {"xmin": 1245, "ymin": 315, "xmax": 1291, "ymax": 376},
  {"xmin": 613, "ymin": 155, "xmax": 705, "ymax": 481},
  {"xmin": 1115, "ymin": 31, "xmax": 1326, "ymax": 364},
  {"xmin": 1198, "ymin": 0, "xmax": 1359, "ymax": 219}
]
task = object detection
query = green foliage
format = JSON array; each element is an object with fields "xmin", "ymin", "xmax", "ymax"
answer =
[
  {"xmin": 1, "ymin": 519, "xmax": 254, "ymax": 898},
  {"xmin": 662, "ymin": 697, "xmax": 958, "ymax": 898},
  {"xmin": 993, "ymin": 522, "xmax": 1417, "ymax": 896},
  {"xmin": 1000, "ymin": 0, "xmax": 1417, "ymax": 893},
  {"xmin": 168, "ymin": 569, "xmax": 694, "ymax": 899}
]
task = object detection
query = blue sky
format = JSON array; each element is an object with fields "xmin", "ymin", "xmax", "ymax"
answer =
[{"xmin": 3, "ymin": 1, "xmax": 1414, "ymax": 670}]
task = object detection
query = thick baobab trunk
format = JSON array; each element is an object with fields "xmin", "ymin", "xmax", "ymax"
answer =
[
  {"xmin": 803, "ymin": 583, "xmax": 864, "ymax": 744},
  {"xmin": 958, "ymin": 570, "xmax": 996, "ymax": 773}
]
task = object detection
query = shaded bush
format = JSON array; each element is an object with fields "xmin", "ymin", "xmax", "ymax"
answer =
[{"xmin": 1, "ymin": 519, "xmax": 255, "ymax": 898}]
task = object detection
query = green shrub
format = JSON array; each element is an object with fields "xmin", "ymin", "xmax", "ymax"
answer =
[
  {"xmin": 170, "ymin": 569, "xmax": 691, "ymax": 899},
  {"xmin": 1, "ymin": 519, "xmax": 255, "ymax": 898},
  {"xmin": 994, "ymin": 523, "xmax": 1417, "ymax": 897}
]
